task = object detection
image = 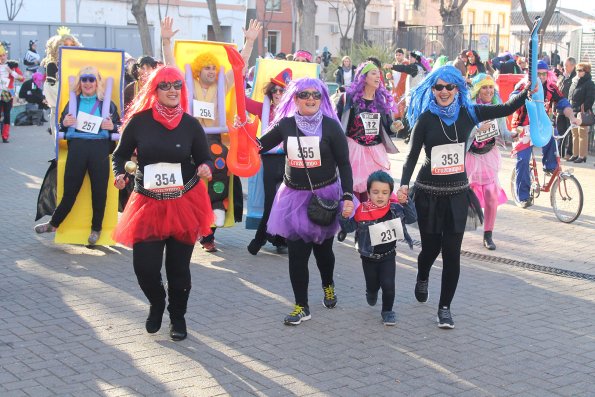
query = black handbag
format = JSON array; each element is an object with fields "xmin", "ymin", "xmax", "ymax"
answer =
[
  {"xmin": 295, "ymin": 126, "xmax": 339, "ymax": 226},
  {"xmin": 578, "ymin": 104, "xmax": 595, "ymax": 127}
]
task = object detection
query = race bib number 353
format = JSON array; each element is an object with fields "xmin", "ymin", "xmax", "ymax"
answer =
[
  {"xmin": 287, "ymin": 136, "xmax": 322, "ymax": 168},
  {"xmin": 369, "ymin": 218, "xmax": 403, "ymax": 246},
  {"xmin": 144, "ymin": 163, "xmax": 184, "ymax": 192},
  {"xmin": 431, "ymin": 143, "xmax": 465, "ymax": 175}
]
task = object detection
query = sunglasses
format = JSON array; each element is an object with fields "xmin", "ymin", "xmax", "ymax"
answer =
[
  {"xmin": 157, "ymin": 80, "xmax": 183, "ymax": 91},
  {"xmin": 577, "ymin": 69, "xmax": 585, "ymax": 72},
  {"xmin": 296, "ymin": 91, "xmax": 322, "ymax": 100},
  {"xmin": 537, "ymin": 72, "xmax": 548, "ymax": 77},
  {"xmin": 271, "ymin": 88, "xmax": 285, "ymax": 94},
  {"xmin": 433, "ymin": 83, "xmax": 456, "ymax": 92},
  {"xmin": 80, "ymin": 75, "xmax": 96, "ymax": 83}
]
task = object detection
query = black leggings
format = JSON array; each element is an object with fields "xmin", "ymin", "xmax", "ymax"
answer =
[
  {"xmin": 132, "ymin": 238, "xmax": 194, "ymax": 291},
  {"xmin": 287, "ymin": 237, "xmax": 335, "ymax": 307},
  {"xmin": 50, "ymin": 139, "xmax": 110, "ymax": 231},
  {"xmin": 0, "ymin": 99, "xmax": 12, "ymax": 126},
  {"xmin": 362, "ymin": 255, "xmax": 396, "ymax": 312},
  {"xmin": 417, "ymin": 231, "xmax": 464, "ymax": 308},
  {"xmin": 254, "ymin": 154, "xmax": 285, "ymax": 244}
]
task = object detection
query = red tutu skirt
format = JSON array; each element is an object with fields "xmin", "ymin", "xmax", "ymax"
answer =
[{"xmin": 113, "ymin": 180, "xmax": 214, "ymax": 247}]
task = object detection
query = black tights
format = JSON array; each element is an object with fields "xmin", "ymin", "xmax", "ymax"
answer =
[
  {"xmin": 362, "ymin": 256, "xmax": 396, "ymax": 312},
  {"xmin": 287, "ymin": 237, "xmax": 335, "ymax": 307},
  {"xmin": 132, "ymin": 238, "xmax": 194, "ymax": 291},
  {"xmin": 417, "ymin": 231, "xmax": 464, "ymax": 308}
]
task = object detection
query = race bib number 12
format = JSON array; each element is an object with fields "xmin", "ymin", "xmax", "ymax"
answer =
[
  {"xmin": 431, "ymin": 143, "xmax": 465, "ymax": 175},
  {"xmin": 360, "ymin": 112, "xmax": 381, "ymax": 135}
]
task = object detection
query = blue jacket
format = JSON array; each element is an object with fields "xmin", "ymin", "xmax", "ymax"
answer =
[{"xmin": 340, "ymin": 201, "xmax": 417, "ymax": 259}]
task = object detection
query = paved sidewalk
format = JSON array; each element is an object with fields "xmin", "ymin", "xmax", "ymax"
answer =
[{"xmin": 0, "ymin": 125, "xmax": 594, "ymax": 396}]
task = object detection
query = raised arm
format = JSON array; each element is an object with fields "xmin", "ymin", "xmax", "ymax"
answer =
[{"xmin": 161, "ymin": 16, "xmax": 179, "ymax": 67}]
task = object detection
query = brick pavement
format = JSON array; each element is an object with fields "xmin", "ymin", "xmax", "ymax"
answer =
[{"xmin": 0, "ymin": 125, "xmax": 594, "ymax": 396}]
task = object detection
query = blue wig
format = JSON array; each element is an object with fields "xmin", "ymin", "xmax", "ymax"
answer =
[{"xmin": 407, "ymin": 65, "xmax": 478, "ymax": 126}]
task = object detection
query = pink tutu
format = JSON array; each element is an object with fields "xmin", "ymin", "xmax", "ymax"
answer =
[
  {"xmin": 113, "ymin": 180, "xmax": 214, "ymax": 247},
  {"xmin": 465, "ymin": 147, "xmax": 507, "ymax": 208},
  {"xmin": 347, "ymin": 137, "xmax": 391, "ymax": 193}
]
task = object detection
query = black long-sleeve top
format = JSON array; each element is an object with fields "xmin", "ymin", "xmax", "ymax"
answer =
[
  {"xmin": 401, "ymin": 90, "xmax": 528, "ymax": 186},
  {"xmin": 259, "ymin": 115, "xmax": 353, "ymax": 196},
  {"xmin": 112, "ymin": 109, "xmax": 213, "ymax": 188}
]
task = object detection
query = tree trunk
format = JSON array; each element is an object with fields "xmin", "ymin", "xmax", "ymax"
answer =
[
  {"xmin": 440, "ymin": 0, "xmax": 468, "ymax": 60},
  {"xmin": 206, "ymin": 0, "xmax": 224, "ymax": 42},
  {"xmin": 352, "ymin": 0, "xmax": 370, "ymax": 45},
  {"xmin": 295, "ymin": 0, "xmax": 316, "ymax": 55},
  {"xmin": 131, "ymin": 0, "xmax": 153, "ymax": 56},
  {"xmin": 518, "ymin": 0, "xmax": 559, "ymax": 55}
]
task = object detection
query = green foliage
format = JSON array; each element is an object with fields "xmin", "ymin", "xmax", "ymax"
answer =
[{"xmin": 321, "ymin": 43, "xmax": 395, "ymax": 82}]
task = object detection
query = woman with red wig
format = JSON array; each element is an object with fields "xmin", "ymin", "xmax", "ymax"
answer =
[{"xmin": 112, "ymin": 66, "xmax": 214, "ymax": 341}]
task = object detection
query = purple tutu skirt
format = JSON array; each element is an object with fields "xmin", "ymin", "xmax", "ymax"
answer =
[{"xmin": 267, "ymin": 181, "xmax": 342, "ymax": 244}]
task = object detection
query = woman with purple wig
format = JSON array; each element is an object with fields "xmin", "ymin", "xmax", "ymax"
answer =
[
  {"xmin": 259, "ymin": 77, "xmax": 354, "ymax": 326},
  {"xmin": 336, "ymin": 61, "xmax": 398, "ymax": 202}
]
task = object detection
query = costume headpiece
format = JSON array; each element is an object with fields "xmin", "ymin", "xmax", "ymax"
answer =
[
  {"xmin": 191, "ymin": 52, "xmax": 220, "ymax": 78},
  {"xmin": 270, "ymin": 68, "xmax": 292, "ymax": 88},
  {"xmin": 0, "ymin": 45, "xmax": 5, "ymax": 56},
  {"xmin": 293, "ymin": 50, "xmax": 312, "ymax": 62},
  {"xmin": 56, "ymin": 26, "xmax": 72, "ymax": 36},
  {"xmin": 471, "ymin": 73, "xmax": 498, "ymax": 99},
  {"xmin": 360, "ymin": 61, "xmax": 378, "ymax": 76}
]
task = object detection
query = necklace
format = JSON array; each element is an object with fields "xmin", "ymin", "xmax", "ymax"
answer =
[{"xmin": 438, "ymin": 118, "xmax": 459, "ymax": 143}]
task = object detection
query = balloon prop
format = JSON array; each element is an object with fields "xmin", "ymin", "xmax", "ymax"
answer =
[
  {"xmin": 185, "ymin": 64, "xmax": 228, "ymax": 134},
  {"xmin": 525, "ymin": 17, "xmax": 552, "ymax": 148},
  {"xmin": 223, "ymin": 44, "xmax": 261, "ymax": 177}
]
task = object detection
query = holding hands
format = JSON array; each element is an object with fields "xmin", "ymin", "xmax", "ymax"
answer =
[{"xmin": 197, "ymin": 163, "xmax": 212, "ymax": 180}]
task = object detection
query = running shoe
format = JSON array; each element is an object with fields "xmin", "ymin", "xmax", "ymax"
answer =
[
  {"xmin": 284, "ymin": 304, "xmax": 311, "ymax": 325},
  {"xmin": 322, "ymin": 284, "xmax": 337, "ymax": 308},
  {"xmin": 414, "ymin": 278, "xmax": 429, "ymax": 303},
  {"xmin": 381, "ymin": 310, "xmax": 396, "ymax": 326},
  {"xmin": 366, "ymin": 290, "xmax": 378, "ymax": 306},
  {"xmin": 88, "ymin": 230, "xmax": 101, "ymax": 245},
  {"xmin": 34, "ymin": 222, "xmax": 56, "ymax": 234},
  {"xmin": 201, "ymin": 241, "xmax": 217, "ymax": 252},
  {"xmin": 437, "ymin": 306, "xmax": 455, "ymax": 329}
]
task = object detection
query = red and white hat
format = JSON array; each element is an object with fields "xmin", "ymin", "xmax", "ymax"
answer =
[{"xmin": 270, "ymin": 68, "xmax": 292, "ymax": 88}]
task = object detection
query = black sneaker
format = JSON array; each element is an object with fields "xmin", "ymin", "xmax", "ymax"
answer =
[
  {"xmin": 284, "ymin": 304, "xmax": 311, "ymax": 325},
  {"xmin": 414, "ymin": 279, "xmax": 429, "ymax": 303},
  {"xmin": 381, "ymin": 310, "xmax": 396, "ymax": 326},
  {"xmin": 437, "ymin": 306, "xmax": 455, "ymax": 329},
  {"xmin": 322, "ymin": 284, "xmax": 337, "ymax": 308},
  {"xmin": 366, "ymin": 290, "xmax": 378, "ymax": 306}
]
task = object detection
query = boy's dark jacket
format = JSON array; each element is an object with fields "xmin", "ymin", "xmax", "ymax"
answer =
[{"xmin": 340, "ymin": 200, "xmax": 417, "ymax": 258}]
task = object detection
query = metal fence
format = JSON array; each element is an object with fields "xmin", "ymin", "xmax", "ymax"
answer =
[
  {"xmin": 0, "ymin": 21, "xmax": 154, "ymax": 63},
  {"xmin": 396, "ymin": 24, "xmax": 501, "ymax": 60}
]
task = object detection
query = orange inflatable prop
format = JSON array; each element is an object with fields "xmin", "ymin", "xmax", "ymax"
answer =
[{"xmin": 223, "ymin": 45, "xmax": 261, "ymax": 177}]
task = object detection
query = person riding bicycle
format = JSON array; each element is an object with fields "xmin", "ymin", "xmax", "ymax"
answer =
[{"xmin": 510, "ymin": 61, "xmax": 579, "ymax": 207}]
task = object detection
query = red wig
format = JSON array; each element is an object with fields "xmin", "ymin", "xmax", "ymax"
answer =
[{"xmin": 122, "ymin": 66, "xmax": 188, "ymax": 129}]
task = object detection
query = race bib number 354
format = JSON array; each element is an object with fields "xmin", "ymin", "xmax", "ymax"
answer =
[
  {"xmin": 431, "ymin": 143, "xmax": 465, "ymax": 175},
  {"xmin": 144, "ymin": 163, "xmax": 184, "ymax": 192}
]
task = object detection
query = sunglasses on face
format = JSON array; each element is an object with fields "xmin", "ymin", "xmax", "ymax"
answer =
[
  {"xmin": 296, "ymin": 91, "xmax": 322, "ymax": 100},
  {"xmin": 80, "ymin": 75, "xmax": 96, "ymax": 83},
  {"xmin": 537, "ymin": 72, "xmax": 548, "ymax": 77},
  {"xmin": 577, "ymin": 69, "xmax": 585, "ymax": 72},
  {"xmin": 433, "ymin": 83, "xmax": 456, "ymax": 92},
  {"xmin": 157, "ymin": 80, "xmax": 183, "ymax": 91},
  {"xmin": 271, "ymin": 88, "xmax": 285, "ymax": 94}
]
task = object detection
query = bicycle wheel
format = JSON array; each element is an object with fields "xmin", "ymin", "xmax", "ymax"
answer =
[
  {"xmin": 510, "ymin": 168, "xmax": 534, "ymax": 207},
  {"xmin": 550, "ymin": 175, "xmax": 583, "ymax": 223}
]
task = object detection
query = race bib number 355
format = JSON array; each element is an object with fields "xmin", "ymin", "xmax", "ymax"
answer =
[
  {"xmin": 369, "ymin": 218, "xmax": 403, "ymax": 246},
  {"xmin": 144, "ymin": 163, "xmax": 184, "ymax": 192},
  {"xmin": 287, "ymin": 136, "xmax": 322, "ymax": 168},
  {"xmin": 431, "ymin": 143, "xmax": 465, "ymax": 175}
]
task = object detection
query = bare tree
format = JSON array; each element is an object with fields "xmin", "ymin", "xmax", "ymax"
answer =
[
  {"xmin": 518, "ymin": 0, "xmax": 558, "ymax": 54},
  {"xmin": 352, "ymin": 0, "xmax": 371, "ymax": 45},
  {"xmin": 4, "ymin": 0, "xmax": 23, "ymax": 21},
  {"xmin": 295, "ymin": 0, "xmax": 316, "ymax": 54},
  {"xmin": 206, "ymin": 0, "xmax": 224, "ymax": 42},
  {"xmin": 261, "ymin": 0, "xmax": 277, "ymax": 55},
  {"xmin": 327, "ymin": 0, "xmax": 356, "ymax": 53},
  {"xmin": 131, "ymin": 0, "xmax": 153, "ymax": 56},
  {"xmin": 439, "ymin": 0, "xmax": 469, "ymax": 58}
]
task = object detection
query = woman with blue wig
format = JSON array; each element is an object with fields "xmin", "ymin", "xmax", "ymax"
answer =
[
  {"xmin": 259, "ymin": 77, "xmax": 355, "ymax": 326},
  {"xmin": 336, "ymin": 61, "xmax": 398, "ymax": 201},
  {"xmin": 399, "ymin": 65, "xmax": 531, "ymax": 329}
]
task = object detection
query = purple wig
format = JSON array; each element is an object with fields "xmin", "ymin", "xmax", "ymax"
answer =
[
  {"xmin": 347, "ymin": 62, "xmax": 395, "ymax": 115},
  {"xmin": 266, "ymin": 77, "xmax": 339, "ymax": 132}
]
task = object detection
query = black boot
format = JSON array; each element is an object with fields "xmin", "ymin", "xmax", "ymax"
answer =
[
  {"xmin": 483, "ymin": 231, "xmax": 496, "ymax": 250},
  {"xmin": 140, "ymin": 284, "xmax": 166, "ymax": 334},
  {"xmin": 168, "ymin": 287, "xmax": 191, "ymax": 341}
]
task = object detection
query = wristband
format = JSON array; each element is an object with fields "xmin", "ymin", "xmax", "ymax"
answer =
[{"xmin": 342, "ymin": 192, "xmax": 353, "ymax": 201}]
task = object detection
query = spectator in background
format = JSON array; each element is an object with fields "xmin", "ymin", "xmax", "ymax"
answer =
[
  {"xmin": 567, "ymin": 62, "xmax": 595, "ymax": 163},
  {"xmin": 124, "ymin": 53, "xmax": 136, "ymax": 85},
  {"xmin": 557, "ymin": 57, "xmax": 577, "ymax": 160},
  {"xmin": 465, "ymin": 50, "xmax": 486, "ymax": 82},
  {"xmin": 551, "ymin": 50, "xmax": 560, "ymax": 68},
  {"xmin": 275, "ymin": 52, "xmax": 287, "ymax": 60},
  {"xmin": 0, "ymin": 48, "xmax": 25, "ymax": 143},
  {"xmin": 23, "ymin": 40, "xmax": 41, "ymax": 76},
  {"xmin": 293, "ymin": 50, "xmax": 312, "ymax": 63},
  {"xmin": 335, "ymin": 56, "xmax": 356, "ymax": 87},
  {"xmin": 491, "ymin": 53, "xmax": 522, "ymax": 74},
  {"xmin": 18, "ymin": 71, "xmax": 48, "ymax": 125},
  {"xmin": 124, "ymin": 56, "xmax": 158, "ymax": 109},
  {"xmin": 453, "ymin": 50, "xmax": 468, "ymax": 77},
  {"xmin": 541, "ymin": 52, "xmax": 551, "ymax": 66}
]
